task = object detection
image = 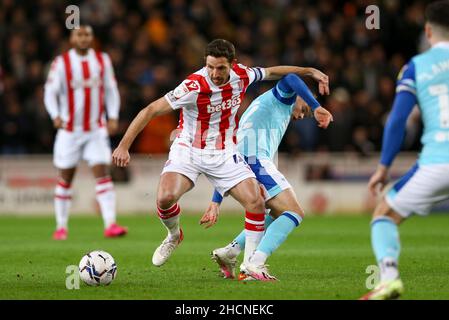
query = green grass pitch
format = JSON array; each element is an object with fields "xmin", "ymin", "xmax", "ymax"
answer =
[{"xmin": 1, "ymin": 213, "xmax": 449, "ymax": 300}]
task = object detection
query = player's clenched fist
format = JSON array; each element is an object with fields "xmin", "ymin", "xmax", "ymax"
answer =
[
  {"xmin": 368, "ymin": 165, "xmax": 389, "ymax": 197},
  {"xmin": 314, "ymin": 106, "xmax": 333, "ymax": 129},
  {"xmin": 53, "ymin": 116, "xmax": 64, "ymax": 129},
  {"xmin": 112, "ymin": 147, "xmax": 130, "ymax": 167}
]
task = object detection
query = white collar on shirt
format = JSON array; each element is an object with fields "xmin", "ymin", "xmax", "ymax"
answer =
[{"xmin": 433, "ymin": 41, "xmax": 449, "ymax": 49}]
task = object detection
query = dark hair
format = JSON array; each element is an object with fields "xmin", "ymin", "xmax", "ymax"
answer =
[
  {"xmin": 204, "ymin": 39, "xmax": 235, "ymax": 63},
  {"xmin": 71, "ymin": 23, "xmax": 93, "ymax": 34},
  {"xmin": 426, "ymin": 0, "xmax": 449, "ymax": 29}
]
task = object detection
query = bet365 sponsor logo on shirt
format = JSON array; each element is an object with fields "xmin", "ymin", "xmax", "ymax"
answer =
[{"xmin": 207, "ymin": 96, "xmax": 241, "ymax": 113}]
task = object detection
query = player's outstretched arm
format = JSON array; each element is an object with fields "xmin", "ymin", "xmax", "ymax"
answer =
[
  {"xmin": 368, "ymin": 61, "xmax": 418, "ymax": 196},
  {"xmin": 264, "ymin": 66, "xmax": 330, "ymax": 95},
  {"xmin": 278, "ymin": 73, "xmax": 333, "ymax": 127},
  {"xmin": 199, "ymin": 190, "xmax": 223, "ymax": 228},
  {"xmin": 112, "ymin": 97, "xmax": 173, "ymax": 167}
]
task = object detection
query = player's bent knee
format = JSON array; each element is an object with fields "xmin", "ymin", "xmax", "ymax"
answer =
[
  {"xmin": 372, "ymin": 198, "xmax": 391, "ymax": 218},
  {"xmin": 267, "ymin": 196, "xmax": 305, "ymax": 219},
  {"xmin": 244, "ymin": 195, "xmax": 265, "ymax": 213},
  {"xmin": 289, "ymin": 201, "xmax": 305, "ymax": 218},
  {"xmin": 157, "ymin": 192, "xmax": 179, "ymax": 209},
  {"xmin": 372, "ymin": 198, "xmax": 403, "ymax": 225}
]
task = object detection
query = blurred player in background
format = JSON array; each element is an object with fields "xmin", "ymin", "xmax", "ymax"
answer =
[
  {"xmin": 44, "ymin": 25, "xmax": 128, "ymax": 240},
  {"xmin": 361, "ymin": 0, "xmax": 449, "ymax": 300},
  {"xmin": 200, "ymin": 74, "xmax": 333, "ymax": 281},
  {"xmin": 112, "ymin": 39, "xmax": 329, "ymax": 268}
]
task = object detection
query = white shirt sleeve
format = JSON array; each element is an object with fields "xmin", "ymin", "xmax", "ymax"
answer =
[
  {"xmin": 44, "ymin": 56, "xmax": 63, "ymax": 120},
  {"xmin": 164, "ymin": 78, "xmax": 200, "ymax": 110},
  {"xmin": 102, "ymin": 53, "xmax": 120, "ymax": 120}
]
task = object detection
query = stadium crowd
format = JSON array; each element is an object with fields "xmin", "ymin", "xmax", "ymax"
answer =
[{"xmin": 0, "ymin": 0, "xmax": 427, "ymax": 156}]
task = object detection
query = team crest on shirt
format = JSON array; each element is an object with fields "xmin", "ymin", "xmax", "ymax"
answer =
[
  {"xmin": 173, "ymin": 80, "xmax": 199, "ymax": 99},
  {"xmin": 185, "ymin": 80, "xmax": 199, "ymax": 90}
]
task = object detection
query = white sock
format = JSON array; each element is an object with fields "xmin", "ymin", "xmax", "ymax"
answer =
[
  {"xmin": 54, "ymin": 180, "xmax": 72, "ymax": 229},
  {"xmin": 380, "ymin": 257, "xmax": 399, "ymax": 282},
  {"xmin": 249, "ymin": 250, "xmax": 269, "ymax": 266},
  {"xmin": 243, "ymin": 211, "xmax": 265, "ymax": 265},
  {"xmin": 95, "ymin": 176, "xmax": 116, "ymax": 228},
  {"xmin": 244, "ymin": 230, "xmax": 264, "ymax": 264},
  {"xmin": 157, "ymin": 203, "xmax": 181, "ymax": 240}
]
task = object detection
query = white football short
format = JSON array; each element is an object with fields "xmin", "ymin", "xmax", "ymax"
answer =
[
  {"xmin": 243, "ymin": 156, "xmax": 292, "ymax": 202},
  {"xmin": 53, "ymin": 128, "xmax": 112, "ymax": 169},
  {"xmin": 161, "ymin": 139, "xmax": 256, "ymax": 196},
  {"xmin": 386, "ymin": 163, "xmax": 449, "ymax": 218}
]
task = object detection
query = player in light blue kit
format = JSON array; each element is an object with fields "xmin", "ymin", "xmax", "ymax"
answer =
[
  {"xmin": 199, "ymin": 72, "xmax": 333, "ymax": 281},
  {"xmin": 361, "ymin": 0, "xmax": 449, "ymax": 300}
]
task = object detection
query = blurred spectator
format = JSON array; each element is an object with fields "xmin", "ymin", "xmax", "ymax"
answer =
[
  {"xmin": 0, "ymin": 0, "xmax": 425, "ymax": 156},
  {"xmin": 352, "ymin": 126, "xmax": 376, "ymax": 157},
  {"xmin": 322, "ymin": 87, "xmax": 353, "ymax": 151},
  {"xmin": 0, "ymin": 95, "xmax": 32, "ymax": 154},
  {"xmin": 306, "ymin": 163, "xmax": 332, "ymax": 181}
]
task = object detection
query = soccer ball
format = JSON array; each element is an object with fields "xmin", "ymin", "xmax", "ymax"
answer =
[{"xmin": 79, "ymin": 250, "xmax": 117, "ymax": 286}]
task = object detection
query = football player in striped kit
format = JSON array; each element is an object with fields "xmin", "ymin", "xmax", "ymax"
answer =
[
  {"xmin": 200, "ymin": 74, "xmax": 332, "ymax": 281},
  {"xmin": 112, "ymin": 39, "xmax": 329, "ymax": 268},
  {"xmin": 44, "ymin": 25, "xmax": 127, "ymax": 240}
]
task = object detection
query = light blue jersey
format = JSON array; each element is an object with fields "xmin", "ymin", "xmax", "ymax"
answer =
[
  {"xmin": 382, "ymin": 42, "xmax": 449, "ymax": 215},
  {"xmin": 400, "ymin": 42, "xmax": 449, "ymax": 165},
  {"xmin": 211, "ymin": 73, "xmax": 320, "ymax": 202},
  {"xmin": 237, "ymin": 86, "xmax": 295, "ymax": 160}
]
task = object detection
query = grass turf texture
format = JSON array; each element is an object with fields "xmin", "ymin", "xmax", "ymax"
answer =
[{"xmin": 1, "ymin": 213, "xmax": 449, "ymax": 300}]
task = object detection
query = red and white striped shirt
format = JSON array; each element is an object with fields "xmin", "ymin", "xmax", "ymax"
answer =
[
  {"xmin": 44, "ymin": 48, "xmax": 119, "ymax": 132},
  {"xmin": 164, "ymin": 63, "xmax": 265, "ymax": 151}
]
